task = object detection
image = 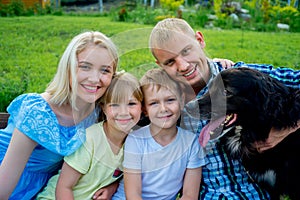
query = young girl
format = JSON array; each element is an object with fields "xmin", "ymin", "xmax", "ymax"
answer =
[
  {"xmin": 37, "ymin": 72, "xmax": 143, "ymax": 200},
  {"xmin": 113, "ymin": 68, "xmax": 206, "ymax": 200},
  {"xmin": 0, "ymin": 31, "xmax": 119, "ymax": 199}
]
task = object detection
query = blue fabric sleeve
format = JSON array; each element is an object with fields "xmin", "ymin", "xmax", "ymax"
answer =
[
  {"xmin": 7, "ymin": 93, "xmax": 86, "ymax": 156},
  {"xmin": 234, "ymin": 62, "xmax": 300, "ymax": 88}
]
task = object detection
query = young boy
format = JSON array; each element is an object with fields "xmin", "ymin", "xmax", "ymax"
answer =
[{"xmin": 113, "ymin": 68, "xmax": 206, "ymax": 200}]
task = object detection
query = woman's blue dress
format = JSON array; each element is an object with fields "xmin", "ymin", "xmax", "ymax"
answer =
[{"xmin": 0, "ymin": 93, "xmax": 98, "ymax": 199}]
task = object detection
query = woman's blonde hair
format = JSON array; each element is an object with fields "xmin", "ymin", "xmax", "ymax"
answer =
[
  {"xmin": 149, "ymin": 18, "xmax": 195, "ymax": 59},
  {"xmin": 46, "ymin": 31, "xmax": 119, "ymax": 110},
  {"xmin": 98, "ymin": 72, "xmax": 143, "ymax": 121}
]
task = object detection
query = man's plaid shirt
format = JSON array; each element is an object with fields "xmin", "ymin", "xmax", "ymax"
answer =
[{"xmin": 181, "ymin": 61, "xmax": 300, "ymax": 199}]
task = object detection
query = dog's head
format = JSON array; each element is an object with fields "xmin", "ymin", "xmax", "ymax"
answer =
[{"xmin": 186, "ymin": 67, "xmax": 300, "ymax": 156}]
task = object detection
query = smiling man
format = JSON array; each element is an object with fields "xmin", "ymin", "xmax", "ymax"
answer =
[{"xmin": 149, "ymin": 18, "xmax": 300, "ymax": 200}]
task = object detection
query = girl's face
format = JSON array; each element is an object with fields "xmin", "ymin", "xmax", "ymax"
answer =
[
  {"xmin": 103, "ymin": 96, "xmax": 142, "ymax": 134},
  {"xmin": 76, "ymin": 45, "xmax": 114, "ymax": 105},
  {"xmin": 143, "ymin": 86, "xmax": 181, "ymax": 130}
]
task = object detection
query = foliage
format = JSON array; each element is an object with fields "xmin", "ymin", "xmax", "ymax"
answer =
[
  {"xmin": 213, "ymin": 0, "xmax": 223, "ymax": 17},
  {"xmin": 1, "ymin": 0, "xmax": 299, "ymax": 32},
  {"xmin": 160, "ymin": 0, "xmax": 185, "ymax": 11},
  {"xmin": 181, "ymin": 7, "xmax": 211, "ymax": 27},
  {"xmin": 109, "ymin": 3, "xmax": 176, "ymax": 25},
  {"xmin": 268, "ymin": 5, "xmax": 300, "ymax": 30},
  {"xmin": 0, "ymin": 16, "xmax": 299, "ymax": 111},
  {"xmin": 0, "ymin": 0, "xmax": 25, "ymax": 16},
  {"xmin": 0, "ymin": 0, "xmax": 54, "ymax": 16},
  {"xmin": 243, "ymin": 0, "xmax": 300, "ymax": 32}
]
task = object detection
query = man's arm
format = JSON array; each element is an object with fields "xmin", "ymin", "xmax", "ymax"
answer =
[
  {"xmin": 234, "ymin": 62, "xmax": 300, "ymax": 88},
  {"xmin": 212, "ymin": 58, "xmax": 235, "ymax": 69}
]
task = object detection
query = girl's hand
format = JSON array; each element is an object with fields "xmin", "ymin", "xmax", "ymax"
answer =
[{"xmin": 92, "ymin": 181, "xmax": 119, "ymax": 200}]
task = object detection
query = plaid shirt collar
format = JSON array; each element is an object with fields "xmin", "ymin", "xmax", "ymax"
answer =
[{"xmin": 196, "ymin": 60, "xmax": 223, "ymax": 99}]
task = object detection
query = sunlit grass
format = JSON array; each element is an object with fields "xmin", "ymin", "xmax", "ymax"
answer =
[{"xmin": 0, "ymin": 16, "xmax": 299, "ymax": 111}]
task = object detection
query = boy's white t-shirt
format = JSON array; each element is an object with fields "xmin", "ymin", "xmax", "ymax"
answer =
[{"xmin": 113, "ymin": 125, "xmax": 205, "ymax": 200}]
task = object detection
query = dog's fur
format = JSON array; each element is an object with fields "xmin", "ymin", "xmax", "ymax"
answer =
[{"xmin": 187, "ymin": 67, "xmax": 300, "ymax": 200}]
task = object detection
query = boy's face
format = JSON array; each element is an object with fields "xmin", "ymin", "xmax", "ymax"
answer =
[
  {"xmin": 143, "ymin": 85, "xmax": 181, "ymax": 131},
  {"xmin": 153, "ymin": 32, "xmax": 210, "ymax": 92}
]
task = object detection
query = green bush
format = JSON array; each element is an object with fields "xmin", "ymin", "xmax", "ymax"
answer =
[
  {"xmin": 182, "ymin": 7, "xmax": 210, "ymax": 28},
  {"xmin": 244, "ymin": 0, "xmax": 300, "ymax": 32},
  {"xmin": 1, "ymin": 0, "xmax": 299, "ymax": 32},
  {"xmin": 0, "ymin": 0, "xmax": 26, "ymax": 16},
  {"xmin": 160, "ymin": 0, "xmax": 184, "ymax": 11}
]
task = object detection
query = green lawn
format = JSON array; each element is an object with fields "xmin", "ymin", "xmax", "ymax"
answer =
[{"xmin": 0, "ymin": 16, "xmax": 299, "ymax": 111}]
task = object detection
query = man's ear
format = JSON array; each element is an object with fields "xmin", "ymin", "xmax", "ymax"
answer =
[
  {"xmin": 155, "ymin": 60, "xmax": 161, "ymax": 66},
  {"xmin": 195, "ymin": 31, "xmax": 206, "ymax": 48},
  {"xmin": 224, "ymin": 113, "xmax": 237, "ymax": 127}
]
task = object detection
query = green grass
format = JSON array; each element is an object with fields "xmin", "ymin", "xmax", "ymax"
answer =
[{"xmin": 0, "ymin": 16, "xmax": 299, "ymax": 111}]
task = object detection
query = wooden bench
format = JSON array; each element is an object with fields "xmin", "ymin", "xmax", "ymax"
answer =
[{"xmin": 0, "ymin": 112, "xmax": 10, "ymax": 129}]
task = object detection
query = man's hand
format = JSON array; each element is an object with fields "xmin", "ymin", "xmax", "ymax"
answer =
[
  {"xmin": 212, "ymin": 58, "xmax": 235, "ymax": 69},
  {"xmin": 92, "ymin": 181, "xmax": 119, "ymax": 200},
  {"xmin": 255, "ymin": 120, "xmax": 300, "ymax": 152}
]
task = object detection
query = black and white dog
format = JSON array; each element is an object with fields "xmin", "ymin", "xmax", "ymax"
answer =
[{"xmin": 186, "ymin": 67, "xmax": 300, "ymax": 200}]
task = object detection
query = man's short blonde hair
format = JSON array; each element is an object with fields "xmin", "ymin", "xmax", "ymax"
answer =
[{"xmin": 149, "ymin": 18, "xmax": 195, "ymax": 58}]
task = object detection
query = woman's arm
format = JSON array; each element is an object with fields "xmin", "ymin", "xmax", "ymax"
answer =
[
  {"xmin": 0, "ymin": 128, "xmax": 37, "ymax": 199},
  {"xmin": 55, "ymin": 162, "xmax": 82, "ymax": 200},
  {"xmin": 180, "ymin": 167, "xmax": 202, "ymax": 200},
  {"xmin": 124, "ymin": 169, "xmax": 142, "ymax": 200}
]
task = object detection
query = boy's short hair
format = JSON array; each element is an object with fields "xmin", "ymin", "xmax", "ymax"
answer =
[{"xmin": 140, "ymin": 68, "xmax": 183, "ymax": 101}]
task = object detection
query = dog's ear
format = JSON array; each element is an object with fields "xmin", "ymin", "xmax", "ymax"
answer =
[{"xmin": 224, "ymin": 114, "xmax": 237, "ymax": 127}]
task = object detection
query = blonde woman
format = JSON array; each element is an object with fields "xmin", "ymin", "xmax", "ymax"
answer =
[{"xmin": 0, "ymin": 31, "xmax": 118, "ymax": 199}]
